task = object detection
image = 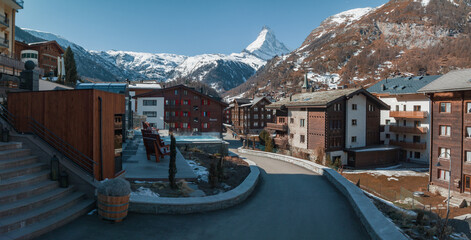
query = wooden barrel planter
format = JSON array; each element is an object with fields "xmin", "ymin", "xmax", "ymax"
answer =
[{"xmin": 97, "ymin": 194, "xmax": 130, "ymax": 222}]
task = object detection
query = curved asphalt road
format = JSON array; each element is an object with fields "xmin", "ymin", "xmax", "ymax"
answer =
[{"xmin": 37, "ymin": 136, "xmax": 369, "ymax": 240}]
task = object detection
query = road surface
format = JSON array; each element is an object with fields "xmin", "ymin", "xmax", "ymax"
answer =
[{"xmin": 37, "ymin": 135, "xmax": 369, "ymax": 240}]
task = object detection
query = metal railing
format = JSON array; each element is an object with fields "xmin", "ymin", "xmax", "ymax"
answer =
[
  {"xmin": 28, "ymin": 118, "xmax": 96, "ymax": 178},
  {"xmin": 0, "ymin": 104, "xmax": 16, "ymax": 129},
  {"xmin": 0, "ymin": 14, "xmax": 9, "ymax": 27}
]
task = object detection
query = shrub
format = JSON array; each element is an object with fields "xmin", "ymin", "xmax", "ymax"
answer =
[
  {"xmin": 259, "ymin": 130, "xmax": 269, "ymax": 145},
  {"xmin": 97, "ymin": 178, "xmax": 131, "ymax": 197}
]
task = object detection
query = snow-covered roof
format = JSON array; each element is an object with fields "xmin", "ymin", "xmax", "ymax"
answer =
[{"xmin": 128, "ymin": 83, "xmax": 162, "ymax": 89}]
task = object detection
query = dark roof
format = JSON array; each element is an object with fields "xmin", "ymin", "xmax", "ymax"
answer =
[
  {"xmin": 233, "ymin": 98, "xmax": 251, "ymax": 105},
  {"xmin": 134, "ymin": 84, "xmax": 228, "ymax": 107},
  {"xmin": 268, "ymin": 88, "xmax": 389, "ymax": 110},
  {"xmin": 368, "ymin": 75, "xmax": 441, "ymax": 95},
  {"xmin": 418, "ymin": 69, "xmax": 471, "ymax": 93},
  {"xmin": 238, "ymin": 97, "xmax": 270, "ymax": 108}
]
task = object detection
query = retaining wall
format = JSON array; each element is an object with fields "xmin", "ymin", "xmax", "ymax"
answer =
[{"xmin": 129, "ymin": 160, "xmax": 259, "ymax": 214}]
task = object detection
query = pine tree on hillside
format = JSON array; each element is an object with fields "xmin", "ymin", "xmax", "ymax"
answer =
[{"xmin": 64, "ymin": 46, "xmax": 78, "ymax": 87}]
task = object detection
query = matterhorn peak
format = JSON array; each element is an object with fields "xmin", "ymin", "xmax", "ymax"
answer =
[{"xmin": 242, "ymin": 26, "xmax": 290, "ymax": 61}]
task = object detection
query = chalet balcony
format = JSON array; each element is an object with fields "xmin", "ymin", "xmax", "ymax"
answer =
[
  {"xmin": 0, "ymin": 14, "xmax": 9, "ymax": 29},
  {"xmin": 0, "ymin": 54, "xmax": 24, "ymax": 70},
  {"xmin": 389, "ymin": 111, "xmax": 428, "ymax": 119},
  {"xmin": 390, "ymin": 140, "xmax": 426, "ymax": 150},
  {"xmin": 266, "ymin": 123, "xmax": 288, "ymax": 132},
  {"xmin": 0, "ymin": 37, "xmax": 8, "ymax": 48},
  {"xmin": 389, "ymin": 125, "xmax": 428, "ymax": 134}
]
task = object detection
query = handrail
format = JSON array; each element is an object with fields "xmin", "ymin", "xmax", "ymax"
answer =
[
  {"xmin": 28, "ymin": 117, "xmax": 96, "ymax": 177},
  {"xmin": 0, "ymin": 104, "xmax": 16, "ymax": 129}
]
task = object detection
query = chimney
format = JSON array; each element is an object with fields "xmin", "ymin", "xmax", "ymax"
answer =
[
  {"xmin": 302, "ymin": 73, "xmax": 310, "ymax": 93},
  {"xmin": 289, "ymin": 94, "xmax": 293, "ymax": 101}
]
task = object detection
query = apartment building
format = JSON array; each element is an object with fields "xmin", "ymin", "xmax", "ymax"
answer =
[
  {"xmin": 267, "ymin": 88, "xmax": 399, "ymax": 168},
  {"xmin": 15, "ymin": 40, "xmax": 64, "ymax": 76},
  {"xmin": 418, "ymin": 69, "xmax": 471, "ymax": 197},
  {"xmin": 230, "ymin": 97, "xmax": 274, "ymax": 135},
  {"xmin": 0, "ymin": 0, "xmax": 24, "ymax": 81},
  {"xmin": 368, "ymin": 75, "xmax": 440, "ymax": 164},
  {"xmin": 134, "ymin": 84, "xmax": 228, "ymax": 134}
]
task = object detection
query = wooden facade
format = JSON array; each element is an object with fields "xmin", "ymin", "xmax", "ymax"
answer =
[
  {"xmin": 429, "ymin": 91, "xmax": 471, "ymax": 194},
  {"xmin": 231, "ymin": 97, "xmax": 274, "ymax": 135},
  {"xmin": 134, "ymin": 84, "xmax": 228, "ymax": 133},
  {"xmin": 15, "ymin": 40, "xmax": 64, "ymax": 75},
  {"xmin": 8, "ymin": 89, "xmax": 125, "ymax": 180}
]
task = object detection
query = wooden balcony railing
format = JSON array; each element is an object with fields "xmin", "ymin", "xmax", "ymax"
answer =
[
  {"xmin": 389, "ymin": 125, "xmax": 428, "ymax": 134},
  {"xmin": 266, "ymin": 123, "xmax": 288, "ymax": 132},
  {"xmin": 389, "ymin": 111, "xmax": 428, "ymax": 119},
  {"xmin": 390, "ymin": 140, "xmax": 426, "ymax": 150}
]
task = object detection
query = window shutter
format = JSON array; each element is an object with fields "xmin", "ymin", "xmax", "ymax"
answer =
[
  {"xmin": 189, "ymin": 111, "xmax": 191, "ymax": 117},
  {"xmin": 208, "ymin": 100, "xmax": 210, "ymax": 105},
  {"xmin": 188, "ymin": 100, "xmax": 191, "ymax": 105},
  {"xmin": 180, "ymin": 111, "xmax": 183, "ymax": 117},
  {"xmin": 208, "ymin": 112, "xmax": 211, "ymax": 117}
]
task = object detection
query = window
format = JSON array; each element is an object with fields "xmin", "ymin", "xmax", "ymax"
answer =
[
  {"xmin": 290, "ymin": 118, "xmax": 294, "ymax": 124},
  {"xmin": 440, "ymin": 102, "xmax": 451, "ymax": 113},
  {"xmin": 467, "ymin": 103, "xmax": 471, "ymax": 113},
  {"xmin": 440, "ymin": 125, "xmax": 451, "ymax": 137},
  {"xmin": 203, "ymin": 123, "xmax": 208, "ymax": 129},
  {"xmin": 414, "ymin": 121, "xmax": 421, "ymax": 127},
  {"xmin": 409, "ymin": 151, "xmax": 413, "ymax": 158},
  {"xmin": 290, "ymin": 134, "xmax": 294, "ymax": 138},
  {"xmin": 165, "ymin": 100, "xmax": 169, "ymax": 105},
  {"xmin": 351, "ymin": 136, "xmax": 357, "ymax": 143},
  {"xmin": 175, "ymin": 90, "xmax": 178, "ymax": 95},
  {"xmin": 334, "ymin": 103, "xmax": 341, "ymax": 111},
  {"xmin": 403, "ymin": 105, "xmax": 406, "ymax": 111},
  {"xmin": 254, "ymin": 114, "xmax": 258, "ymax": 119},
  {"xmin": 386, "ymin": 134, "xmax": 390, "ymax": 139},
  {"xmin": 183, "ymin": 100, "xmax": 189, "ymax": 105},
  {"xmin": 369, "ymin": 105, "xmax": 375, "ymax": 111},
  {"xmin": 143, "ymin": 100, "xmax": 157, "ymax": 106},
  {"xmin": 254, "ymin": 107, "xmax": 258, "ymax": 111},
  {"xmin": 385, "ymin": 120, "xmax": 390, "ymax": 125},
  {"xmin": 395, "ymin": 105, "xmax": 400, "ymax": 111},
  {"xmin": 300, "ymin": 119, "xmax": 305, "ymax": 127},
  {"xmin": 183, "ymin": 123, "xmax": 189, "ymax": 128},
  {"xmin": 437, "ymin": 169, "xmax": 450, "ymax": 181},
  {"xmin": 203, "ymin": 112, "xmax": 208, "ymax": 117},
  {"xmin": 352, "ymin": 104, "xmax": 357, "ymax": 110},
  {"xmin": 254, "ymin": 122, "xmax": 259, "ymax": 127},
  {"xmin": 414, "ymin": 152, "xmax": 421, "ymax": 159},
  {"xmin": 267, "ymin": 114, "xmax": 271, "ymax": 119},
  {"xmin": 184, "ymin": 90, "xmax": 188, "ymax": 96},
  {"xmin": 169, "ymin": 123, "xmax": 175, "ymax": 128},
  {"xmin": 300, "ymin": 135, "xmax": 305, "ymax": 143},
  {"xmin": 183, "ymin": 112, "xmax": 188, "ymax": 117},
  {"xmin": 143, "ymin": 111, "xmax": 157, "ymax": 117},
  {"xmin": 466, "ymin": 127, "xmax": 471, "ymax": 138},
  {"xmin": 352, "ymin": 119, "xmax": 357, "ymax": 126},
  {"xmin": 414, "ymin": 105, "xmax": 421, "ymax": 112},
  {"xmin": 193, "ymin": 128, "xmax": 199, "ymax": 132},
  {"xmin": 403, "ymin": 120, "xmax": 407, "ymax": 126},
  {"xmin": 330, "ymin": 120, "xmax": 341, "ymax": 129},
  {"xmin": 439, "ymin": 147, "xmax": 451, "ymax": 159},
  {"xmin": 171, "ymin": 111, "xmax": 176, "ymax": 117},
  {"xmin": 466, "ymin": 151, "xmax": 471, "ymax": 162}
]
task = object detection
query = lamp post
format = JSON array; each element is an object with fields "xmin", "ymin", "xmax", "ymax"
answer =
[{"xmin": 436, "ymin": 150, "xmax": 452, "ymax": 220}]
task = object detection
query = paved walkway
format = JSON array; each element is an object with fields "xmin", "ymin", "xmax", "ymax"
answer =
[
  {"xmin": 36, "ymin": 134, "xmax": 369, "ymax": 240},
  {"xmin": 123, "ymin": 136, "xmax": 196, "ymax": 180}
]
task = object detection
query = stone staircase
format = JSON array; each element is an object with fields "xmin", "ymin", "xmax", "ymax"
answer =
[{"xmin": 0, "ymin": 142, "xmax": 95, "ymax": 240}]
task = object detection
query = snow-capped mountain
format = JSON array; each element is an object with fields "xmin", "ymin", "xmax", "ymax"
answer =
[
  {"xmin": 16, "ymin": 26, "xmax": 289, "ymax": 92},
  {"xmin": 242, "ymin": 26, "xmax": 290, "ymax": 60},
  {"xmin": 226, "ymin": 0, "xmax": 471, "ymax": 99}
]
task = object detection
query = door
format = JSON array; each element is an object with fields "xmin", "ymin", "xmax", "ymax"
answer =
[{"xmin": 465, "ymin": 175, "xmax": 471, "ymax": 192}]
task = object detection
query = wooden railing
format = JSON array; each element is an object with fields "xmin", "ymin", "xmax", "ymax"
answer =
[
  {"xmin": 266, "ymin": 123, "xmax": 288, "ymax": 132},
  {"xmin": 389, "ymin": 125, "xmax": 428, "ymax": 134},
  {"xmin": 389, "ymin": 111, "xmax": 428, "ymax": 119},
  {"xmin": 389, "ymin": 140, "xmax": 426, "ymax": 150}
]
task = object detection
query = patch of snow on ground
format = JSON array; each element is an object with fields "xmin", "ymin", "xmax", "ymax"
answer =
[
  {"xmin": 415, "ymin": 0, "xmax": 430, "ymax": 7},
  {"xmin": 387, "ymin": 177, "xmax": 399, "ymax": 181},
  {"xmin": 345, "ymin": 169, "xmax": 428, "ymax": 177},
  {"xmin": 187, "ymin": 160, "xmax": 209, "ymax": 182},
  {"xmin": 131, "ymin": 187, "xmax": 160, "ymax": 198}
]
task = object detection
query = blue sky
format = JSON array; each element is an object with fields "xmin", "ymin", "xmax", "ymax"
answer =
[{"xmin": 17, "ymin": 0, "xmax": 388, "ymax": 56}]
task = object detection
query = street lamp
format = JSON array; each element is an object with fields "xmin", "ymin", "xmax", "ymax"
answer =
[{"xmin": 436, "ymin": 150, "xmax": 452, "ymax": 220}]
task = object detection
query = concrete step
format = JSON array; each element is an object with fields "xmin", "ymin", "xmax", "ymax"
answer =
[
  {"xmin": 0, "ymin": 149, "xmax": 31, "ymax": 161},
  {"xmin": 0, "ymin": 163, "xmax": 47, "ymax": 181},
  {"xmin": 2, "ymin": 199, "xmax": 95, "ymax": 240},
  {"xmin": 0, "ymin": 181, "xmax": 59, "ymax": 205},
  {"xmin": 0, "ymin": 156, "xmax": 38, "ymax": 170},
  {"xmin": 0, "ymin": 186, "xmax": 75, "ymax": 218},
  {"xmin": 0, "ymin": 192, "xmax": 86, "ymax": 234},
  {"xmin": 0, "ymin": 142, "xmax": 22, "ymax": 152},
  {"xmin": 0, "ymin": 170, "xmax": 50, "ymax": 191}
]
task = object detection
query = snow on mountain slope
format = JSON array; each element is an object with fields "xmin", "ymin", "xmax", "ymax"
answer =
[
  {"xmin": 243, "ymin": 26, "xmax": 290, "ymax": 60},
  {"xmin": 19, "ymin": 26, "xmax": 289, "ymax": 92},
  {"xmin": 324, "ymin": 7, "xmax": 374, "ymax": 26}
]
